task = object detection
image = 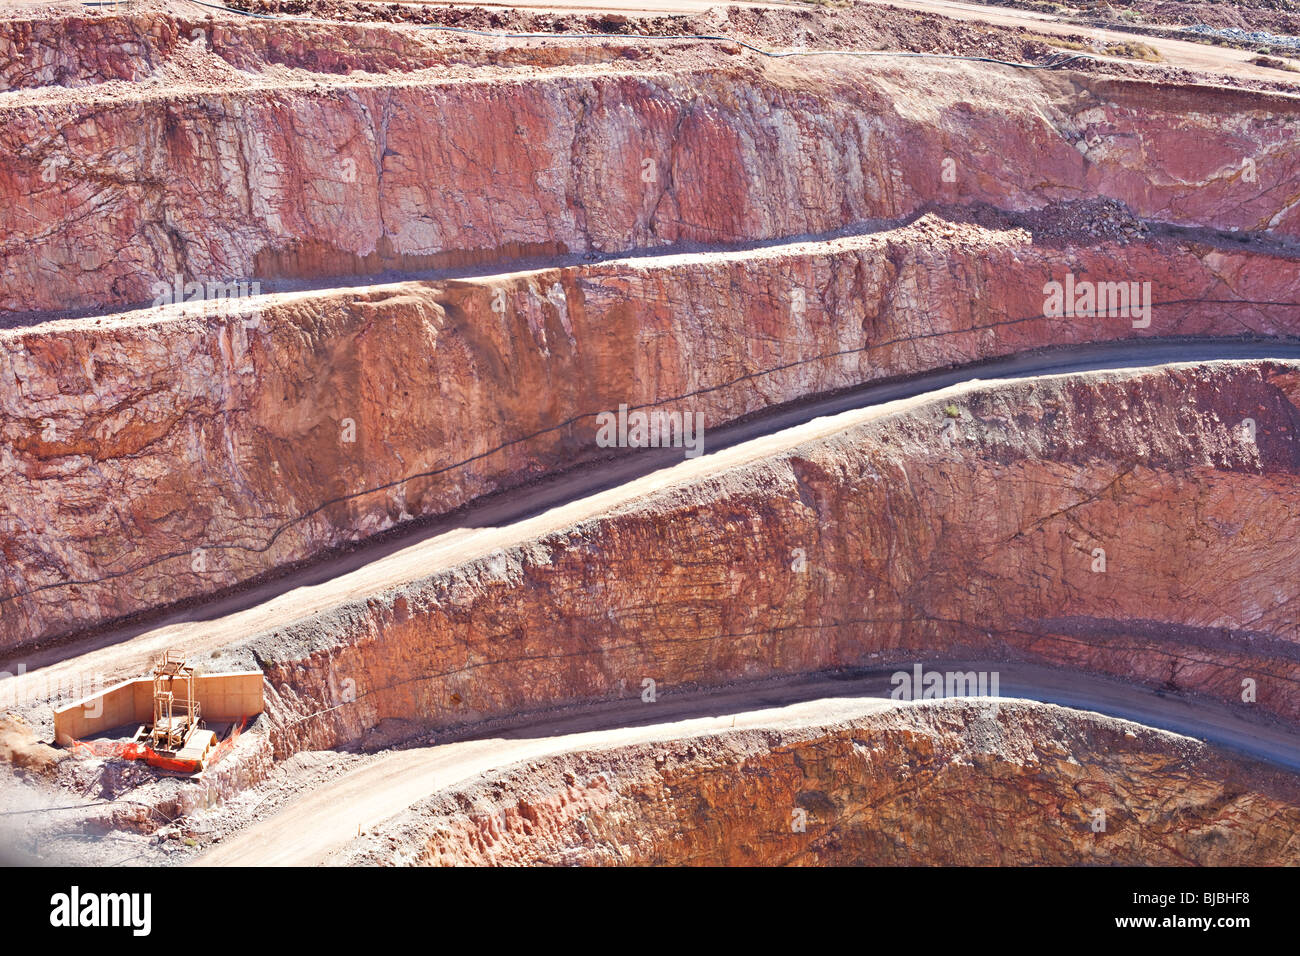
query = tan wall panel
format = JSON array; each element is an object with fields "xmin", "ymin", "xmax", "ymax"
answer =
[{"xmin": 54, "ymin": 671, "xmax": 264, "ymax": 744}]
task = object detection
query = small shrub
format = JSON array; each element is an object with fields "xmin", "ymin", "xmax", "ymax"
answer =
[{"xmin": 1105, "ymin": 41, "xmax": 1162, "ymax": 62}]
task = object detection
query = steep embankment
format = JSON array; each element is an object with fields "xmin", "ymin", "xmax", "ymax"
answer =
[
  {"xmin": 333, "ymin": 698, "xmax": 1300, "ymax": 866},
  {"xmin": 230, "ymin": 360, "xmax": 1300, "ymax": 756},
  {"xmin": 4, "ymin": 1, "xmax": 1300, "ymax": 871},
  {"xmin": 5, "ymin": 214, "xmax": 1300, "ymax": 650},
  {"xmin": 4, "ymin": 2, "xmax": 1299, "ymax": 650},
  {"xmin": 5, "ymin": 53, "xmax": 1300, "ymax": 319}
]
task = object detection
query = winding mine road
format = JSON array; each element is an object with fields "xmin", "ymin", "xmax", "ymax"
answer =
[
  {"xmin": 859, "ymin": 0, "xmax": 1300, "ymax": 86},
  {"xmin": 6, "ymin": 339, "xmax": 1299, "ymax": 867},
  {"xmin": 26, "ymin": 0, "xmax": 1295, "ymax": 88},
  {"xmin": 5, "ymin": 339, "xmax": 1300, "ymax": 707},
  {"xmin": 196, "ymin": 661, "xmax": 1300, "ymax": 866},
  {"xmin": 7, "ymin": 0, "xmax": 1300, "ymax": 873},
  {"xmin": 383, "ymin": 0, "xmax": 1300, "ymax": 86}
]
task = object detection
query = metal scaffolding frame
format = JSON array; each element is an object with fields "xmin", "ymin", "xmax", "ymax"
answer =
[{"xmin": 146, "ymin": 650, "xmax": 200, "ymax": 752}]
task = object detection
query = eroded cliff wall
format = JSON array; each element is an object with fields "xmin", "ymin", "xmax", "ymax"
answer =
[
  {"xmin": 335, "ymin": 699, "xmax": 1300, "ymax": 866},
  {"xmin": 250, "ymin": 361, "xmax": 1300, "ymax": 754}
]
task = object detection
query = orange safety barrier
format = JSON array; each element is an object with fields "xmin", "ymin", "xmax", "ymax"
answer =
[
  {"xmin": 68, "ymin": 739, "xmax": 150, "ymax": 760},
  {"xmin": 208, "ymin": 717, "xmax": 246, "ymax": 768},
  {"xmin": 149, "ymin": 753, "xmax": 201, "ymax": 773}
]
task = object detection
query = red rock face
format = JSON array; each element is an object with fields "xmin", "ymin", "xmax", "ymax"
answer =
[
  {"xmin": 3, "ymin": 219, "xmax": 1298, "ymax": 649},
  {"xmin": 3, "ymin": 48, "xmax": 1299, "ymax": 318},
  {"xmin": 334, "ymin": 700, "xmax": 1300, "ymax": 866},
  {"xmin": 4, "ymin": 7, "xmax": 1298, "ymax": 652},
  {"xmin": 5, "ymin": 2, "xmax": 1300, "ymax": 869},
  {"xmin": 254, "ymin": 362, "xmax": 1300, "ymax": 757}
]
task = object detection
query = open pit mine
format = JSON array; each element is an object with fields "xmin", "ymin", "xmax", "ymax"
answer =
[{"xmin": 2, "ymin": 0, "xmax": 1300, "ymax": 893}]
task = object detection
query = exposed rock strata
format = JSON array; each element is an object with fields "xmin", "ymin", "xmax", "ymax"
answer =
[
  {"xmin": 251, "ymin": 361, "xmax": 1300, "ymax": 754},
  {"xmin": 334, "ymin": 699, "xmax": 1300, "ymax": 866},
  {"xmin": 4, "ymin": 50, "xmax": 1300, "ymax": 318},
  {"xmin": 4, "ymin": 220, "xmax": 1298, "ymax": 648}
]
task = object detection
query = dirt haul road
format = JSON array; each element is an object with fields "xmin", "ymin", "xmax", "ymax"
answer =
[
  {"xmin": 46, "ymin": 0, "xmax": 1294, "ymax": 88},
  {"xmin": 197, "ymin": 662, "xmax": 1300, "ymax": 866},
  {"xmin": 382, "ymin": 0, "xmax": 1297, "ymax": 85},
  {"xmin": 859, "ymin": 0, "xmax": 1297, "ymax": 85}
]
